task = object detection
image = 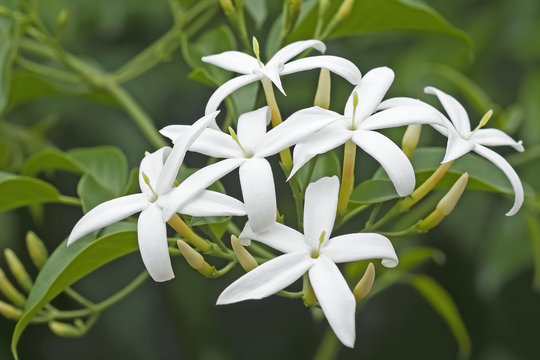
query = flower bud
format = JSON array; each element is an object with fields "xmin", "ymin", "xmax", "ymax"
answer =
[
  {"xmin": 177, "ymin": 240, "xmax": 216, "ymax": 277},
  {"xmin": 219, "ymin": 0, "xmax": 235, "ymax": 14},
  {"xmin": 417, "ymin": 173, "xmax": 469, "ymax": 231},
  {"xmin": 4, "ymin": 249, "xmax": 33, "ymax": 292},
  {"xmin": 0, "ymin": 268, "xmax": 26, "ymax": 307},
  {"xmin": 336, "ymin": 0, "xmax": 355, "ymax": 21},
  {"xmin": 56, "ymin": 8, "xmax": 69, "ymax": 29},
  {"xmin": 231, "ymin": 235, "xmax": 258, "ymax": 272},
  {"xmin": 49, "ymin": 321, "xmax": 85, "ymax": 337},
  {"xmin": 26, "ymin": 231, "xmax": 49, "ymax": 269},
  {"xmin": 353, "ymin": 263, "xmax": 375, "ymax": 301},
  {"xmin": 401, "ymin": 124, "xmax": 422, "ymax": 159},
  {"xmin": 314, "ymin": 69, "xmax": 331, "ymax": 109},
  {"xmin": 0, "ymin": 300, "xmax": 22, "ymax": 320}
]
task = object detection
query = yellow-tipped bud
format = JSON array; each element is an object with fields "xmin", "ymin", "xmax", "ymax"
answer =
[
  {"xmin": 479, "ymin": 109, "xmax": 493, "ymax": 128},
  {"xmin": 0, "ymin": 268, "xmax": 26, "ymax": 307},
  {"xmin": 56, "ymin": 8, "xmax": 69, "ymax": 28},
  {"xmin": 336, "ymin": 0, "xmax": 355, "ymax": 21},
  {"xmin": 0, "ymin": 300, "xmax": 22, "ymax": 320},
  {"xmin": 231, "ymin": 235, "xmax": 258, "ymax": 272},
  {"xmin": 353, "ymin": 263, "xmax": 375, "ymax": 301},
  {"xmin": 4, "ymin": 249, "xmax": 33, "ymax": 292},
  {"xmin": 219, "ymin": 0, "xmax": 235, "ymax": 14},
  {"xmin": 177, "ymin": 240, "xmax": 215, "ymax": 277},
  {"xmin": 49, "ymin": 321, "xmax": 85, "ymax": 337},
  {"xmin": 314, "ymin": 69, "xmax": 331, "ymax": 109},
  {"xmin": 252, "ymin": 36, "xmax": 262, "ymax": 66},
  {"xmin": 228, "ymin": 126, "xmax": 238, "ymax": 141},
  {"xmin": 401, "ymin": 124, "xmax": 422, "ymax": 159},
  {"xmin": 144, "ymin": 151, "xmax": 151, "ymax": 156},
  {"xmin": 26, "ymin": 231, "xmax": 48, "ymax": 269},
  {"xmin": 418, "ymin": 172, "xmax": 469, "ymax": 231}
]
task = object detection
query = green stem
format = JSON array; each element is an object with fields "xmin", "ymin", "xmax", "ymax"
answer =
[
  {"xmin": 64, "ymin": 288, "xmax": 96, "ymax": 310},
  {"xmin": 56, "ymin": 195, "xmax": 82, "ymax": 207},
  {"xmin": 211, "ymin": 260, "xmax": 238, "ymax": 277},
  {"xmin": 94, "ymin": 271, "xmax": 149, "ymax": 311},
  {"xmin": 16, "ymin": 56, "xmax": 80, "ymax": 83},
  {"xmin": 276, "ymin": 290, "xmax": 304, "ymax": 299}
]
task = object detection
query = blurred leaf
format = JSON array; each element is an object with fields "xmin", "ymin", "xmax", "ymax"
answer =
[
  {"xmin": 0, "ymin": 172, "xmax": 60, "ymax": 212},
  {"xmin": 191, "ymin": 216, "xmax": 231, "ymax": 240},
  {"xmin": 123, "ymin": 167, "xmax": 140, "ymax": 195},
  {"xmin": 11, "ymin": 230, "xmax": 138, "ymax": 359},
  {"xmin": 230, "ymin": 81, "xmax": 259, "ymax": 120},
  {"xmin": 403, "ymin": 274, "xmax": 471, "ymax": 360},
  {"xmin": 350, "ymin": 178, "xmax": 398, "ymax": 204},
  {"xmin": 297, "ymin": 151, "xmax": 341, "ymax": 186},
  {"xmin": 0, "ymin": 16, "xmax": 20, "ymax": 113},
  {"xmin": 77, "ymin": 173, "xmax": 117, "ymax": 213},
  {"xmin": 21, "ymin": 148, "xmax": 84, "ymax": 177},
  {"xmin": 525, "ymin": 212, "xmax": 540, "ymax": 292},
  {"xmin": 244, "ymin": 0, "xmax": 268, "ymax": 28},
  {"xmin": 397, "ymin": 246, "xmax": 446, "ymax": 272},
  {"xmin": 519, "ymin": 71, "xmax": 540, "ymax": 144}
]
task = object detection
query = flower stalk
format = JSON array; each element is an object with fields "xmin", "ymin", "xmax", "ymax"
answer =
[
  {"xmin": 337, "ymin": 140, "xmax": 356, "ymax": 215},
  {"xmin": 168, "ymin": 215, "xmax": 213, "ymax": 252}
]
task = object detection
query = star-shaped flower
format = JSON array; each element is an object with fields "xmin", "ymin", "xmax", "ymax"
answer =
[
  {"xmin": 289, "ymin": 67, "xmax": 444, "ymax": 196},
  {"xmin": 67, "ymin": 112, "xmax": 246, "ymax": 281},
  {"xmin": 203, "ymin": 39, "xmax": 361, "ymax": 119},
  {"xmin": 160, "ymin": 106, "xmax": 341, "ymax": 232},
  {"xmin": 216, "ymin": 176, "xmax": 398, "ymax": 347}
]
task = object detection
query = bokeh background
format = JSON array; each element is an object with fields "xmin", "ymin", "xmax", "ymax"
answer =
[{"xmin": 0, "ymin": 0, "xmax": 539, "ymax": 359}]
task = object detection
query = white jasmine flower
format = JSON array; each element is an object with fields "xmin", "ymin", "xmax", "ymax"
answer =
[
  {"xmin": 67, "ymin": 112, "xmax": 246, "ymax": 282},
  {"xmin": 290, "ymin": 67, "xmax": 444, "ymax": 196},
  {"xmin": 217, "ymin": 176, "xmax": 398, "ymax": 348}
]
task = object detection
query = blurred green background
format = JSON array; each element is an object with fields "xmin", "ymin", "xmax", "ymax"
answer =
[{"xmin": 0, "ymin": 0, "xmax": 539, "ymax": 359}]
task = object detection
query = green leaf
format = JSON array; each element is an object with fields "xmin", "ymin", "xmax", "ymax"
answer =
[
  {"xmin": 21, "ymin": 148, "xmax": 84, "ymax": 177},
  {"xmin": 191, "ymin": 216, "xmax": 231, "ymax": 240},
  {"xmin": 11, "ymin": 230, "xmax": 139, "ymax": 359},
  {"xmin": 403, "ymin": 274, "xmax": 471, "ymax": 360},
  {"xmin": 297, "ymin": 151, "xmax": 341, "ymax": 187},
  {"xmin": 0, "ymin": 16, "xmax": 21, "ymax": 113},
  {"xmin": 77, "ymin": 174, "xmax": 117, "ymax": 213},
  {"xmin": 244, "ymin": 0, "xmax": 268, "ymax": 28},
  {"xmin": 397, "ymin": 246, "xmax": 446, "ymax": 272},
  {"xmin": 0, "ymin": 172, "xmax": 60, "ymax": 212},
  {"xmin": 349, "ymin": 178, "xmax": 399, "ymax": 204}
]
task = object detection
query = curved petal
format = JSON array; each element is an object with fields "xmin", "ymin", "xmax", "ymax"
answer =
[
  {"xmin": 352, "ymin": 130, "xmax": 415, "ymax": 196},
  {"xmin": 179, "ymin": 190, "xmax": 245, "ymax": 217},
  {"xmin": 344, "ymin": 67, "xmax": 394, "ymax": 119},
  {"xmin": 377, "ymin": 97, "xmax": 428, "ymax": 110},
  {"xmin": 267, "ymin": 40, "xmax": 326, "ymax": 70},
  {"xmin": 322, "ymin": 233, "xmax": 398, "ymax": 267},
  {"xmin": 138, "ymin": 204, "xmax": 174, "ymax": 282},
  {"xmin": 160, "ymin": 158, "xmax": 245, "ymax": 221},
  {"xmin": 281, "ymin": 56, "xmax": 361, "ymax": 84},
  {"xmin": 239, "ymin": 221, "xmax": 307, "ymax": 253},
  {"xmin": 303, "ymin": 176, "xmax": 339, "ymax": 250},
  {"xmin": 156, "ymin": 112, "xmax": 218, "ymax": 195},
  {"xmin": 139, "ymin": 147, "xmax": 170, "ymax": 195},
  {"xmin": 68, "ymin": 194, "xmax": 149, "ymax": 245},
  {"xmin": 289, "ymin": 120, "xmax": 352, "ymax": 179},
  {"xmin": 261, "ymin": 66, "xmax": 286, "ymax": 95},
  {"xmin": 361, "ymin": 105, "xmax": 446, "ymax": 131},
  {"xmin": 160, "ymin": 126, "xmax": 242, "ymax": 159},
  {"xmin": 441, "ymin": 130, "xmax": 475, "ymax": 163},
  {"xmin": 237, "ymin": 107, "xmax": 270, "ymax": 155},
  {"xmin": 474, "ymin": 145, "xmax": 524, "ymax": 216},
  {"xmin": 202, "ymin": 51, "xmax": 258, "ymax": 74},
  {"xmin": 309, "ymin": 256, "xmax": 356, "ymax": 348},
  {"xmin": 258, "ymin": 107, "xmax": 343, "ymax": 157},
  {"xmin": 205, "ymin": 74, "xmax": 260, "ymax": 115},
  {"xmin": 471, "ymin": 128, "xmax": 524, "ymax": 151},
  {"xmin": 217, "ymin": 252, "xmax": 314, "ymax": 304},
  {"xmin": 239, "ymin": 158, "xmax": 276, "ymax": 232},
  {"xmin": 425, "ymin": 86, "xmax": 471, "ymax": 136}
]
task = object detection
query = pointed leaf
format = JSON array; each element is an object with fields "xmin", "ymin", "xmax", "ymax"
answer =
[{"xmin": 0, "ymin": 172, "xmax": 60, "ymax": 212}]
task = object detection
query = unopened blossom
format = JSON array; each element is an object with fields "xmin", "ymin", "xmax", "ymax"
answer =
[
  {"xmin": 290, "ymin": 67, "xmax": 444, "ymax": 196},
  {"xmin": 217, "ymin": 176, "xmax": 398, "ymax": 347},
  {"xmin": 160, "ymin": 106, "xmax": 341, "ymax": 232},
  {"xmin": 67, "ymin": 112, "xmax": 246, "ymax": 282}
]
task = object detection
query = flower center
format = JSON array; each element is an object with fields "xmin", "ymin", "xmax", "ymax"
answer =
[
  {"xmin": 311, "ymin": 231, "xmax": 327, "ymax": 258},
  {"xmin": 467, "ymin": 109, "xmax": 492, "ymax": 140},
  {"xmin": 350, "ymin": 91, "xmax": 359, "ymax": 130},
  {"xmin": 142, "ymin": 172, "xmax": 158, "ymax": 202}
]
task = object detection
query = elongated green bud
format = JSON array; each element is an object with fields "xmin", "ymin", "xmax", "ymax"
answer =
[
  {"xmin": 314, "ymin": 69, "xmax": 331, "ymax": 109},
  {"xmin": 49, "ymin": 321, "xmax": 85, "ymax": 337},
  {"xmin": 0, "ymin": 300, "xmax": 22, "ymax": 320},
  {"xmin": 4, "ymin": 249, "xmax": 33, "ymax": 292},
  {"xmin": 336, "ymin": 0, "xmax": 355, "ymax": 21},
  {"xmin": 219, "ymin": 0, "xmax": 235, "ymax": 14},
  {"xmin": 177, "ymin": 240, "xmax": 216, "ymax": 277},
  {"xmin": 401, "ymin": 124, "xmax": 422, "ymax": 159},
  {"xmin": 56, "ymin": 8, "xmax": 69, "ymax": 29},
  {"xmin": 0, "ymin": 268, "xmax": 26, "ymax": 307},
  {"xmin": 353, "ymin": 263, "xmax": 375, "ymax": 301},
  {"xmin": 417, "ymin": 173, "xmax": 469, "ymax": 231},
  {"xmin": 231, "ymin": 235, "xmax": 258, "ymax": 272},
  {"xmin": 26, "ymin": 231, "xmax": 48, "ymax": 269}
]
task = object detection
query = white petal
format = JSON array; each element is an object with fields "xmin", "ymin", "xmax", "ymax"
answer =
[
  {"xmin": 68, "ymin": 194, "xmax": 149, "ymax": 245},
  {"xmin": 160, "ymin": 158, "xmax": 245, "ymax": 221},
  {"xmin": 239, "ymin": 158, "xmax": 277, "ymax": 232},
  {"xmin": 156, "ymin": 112, "xmax": 218, "ymax": 195},
  {"xmin": 471, "ymin": 128, "xmax": 524, "ymax": 152},
  {"xmin": 425, "ymin": 86, "xmax": 471, "ymax": 136},
  {"xmin": 344, "ymin": 67, "xmax": 394, "ymax": 119},
  {"xmin": 352, "ymin": 130, "xmax": 415, "ymax": 196},
  {"xmin": 361, "ymin": 105, "xmax": 446, "ymax": 131},
  {"xmin": 160, "ymin": 126, "xmax": 242, "ymax": 159},
  {"xmin": 138, "ymin": 204, "xmax": 174, "ymax": 282},
  {"xmin": 281, "ymin": 55, "xmax": 361, "ymax": 84},
  {"xmin": 205, "ymin": 74, "xmax": 260, "ymax": 115},
  {"xmin": 377, "ymin": 97, "xmax": 427, "ymax": 110},
  {"xmin": 257, "ymin": 107, "xmax": 344, "ymax": 157},
  {"xmin": 261, "ymin": 66, "xmax": 286, "ymax": 95},
  {"xmin": 303, "ymin": 176, "xmax": 339, "ymax": 249},
  {"xmin": 289, "ymin": 120, "xmax": 352, "ymax": 179},
  {"xmin": 237, "ymin": 107, "xmax": 270, "ymax": 155},
  {"xmin": 179, "ymin": 190, "xmax": 245, "ymax": 217},
  {"xmin": 139, "ymin": 147, "xmax": 170, "ymax": 195},
  {"xmin": 441, "ymin": 130, "xmax": 476, "ymax": 163},
  {"xmin": 217, "ymin": 252, "xmax": 314, "ymax": 304},
  {"xmin": 267, "ymin": 40, "xmax": 326, "ymax": 70},
  {"xmin": 474, "ymin": 145, "xmax": 524, "ymax": 216},
  {"xmin": 321, "ymin": 233, "xmax": 398, "ymax": 267},
  {"xmin": 309, "ymin": 256, "xmax": 356, "ymax": 348},
  {"xmin": 239, "ymin": 221, "xmax": 307, "ymax": 253},
  {"xmin": 202, "ymin": 51, "xmax": 258, "ymax": 74}
]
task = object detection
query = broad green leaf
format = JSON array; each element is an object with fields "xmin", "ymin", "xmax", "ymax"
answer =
[
  {"xmin": 244, "ymin": 0, "xmax": 268, "ymax": 28},
  {"xmin": 77, "ymin": 174, "xmax": 117, "ymax": 213},
  {"xmin": 349, "ymin": 178, "xmax": 398, "ymax": 204},
  {"xmin": 0, "ymin": 16, "xmax": 20, "ymax": 113},
  {"xmin": 0, "ymin": 172, "xmax": 60, "ymax": 212},
  {"xmin": 230, "ymin": 81, "xmax": 259, "ymax": 121},
  {"xmin": 403, "ymin": 274, "xmax": 471, "ymax": 360},
  {"xmin": 191, "ymin": 216, "xmax": 231, "ymax": 240},
  {"xmin": 397, "ymin": 246, "xmax": 446, "ymax": 272},
  {"xmin": 21, "ymin": 148, "xmax": 84, "ymax": 177},
  {"xmin": 11, "ymin": 230, "xmax": 139, "ymax": 359},
  {"xmin": 297, "ymin": 151, "xmax": 341, "ymax": 187}
]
